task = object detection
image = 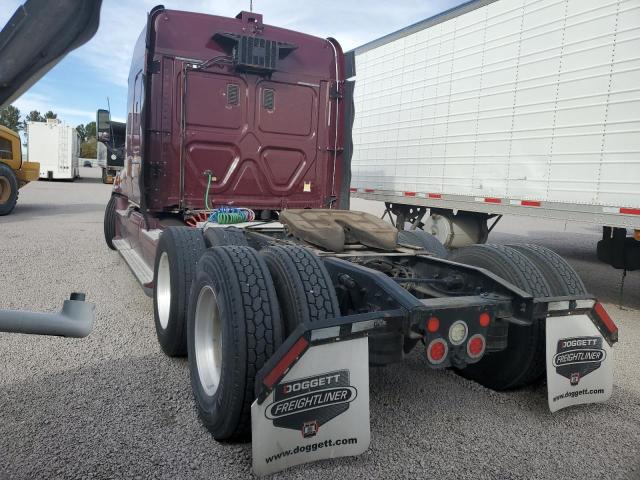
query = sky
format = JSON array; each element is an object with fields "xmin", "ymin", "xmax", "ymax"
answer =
[{"xmin": 1, "ymin": 0, "xmax": 467, "ymax": 129}]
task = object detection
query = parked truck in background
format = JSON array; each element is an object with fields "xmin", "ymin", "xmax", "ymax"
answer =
[
  {"xmin": 0, "ymin": 125, "xmax": 39, "ymax": 215},
  {"xmin": 349, "ymin": 0, "xmax": 640, "ymax": 271},
  {"xmin": 28, "ymin": 119, "xmax": 79, "ymax": 180},
  {"xmin": 96, "ymin": 109, "xmax": 125, "ymax": 183},
  {"xmin": 103, "ymin": 6, "xmax": 618, "ymax": 474}
]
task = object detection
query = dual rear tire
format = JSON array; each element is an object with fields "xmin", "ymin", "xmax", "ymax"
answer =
[
  {"xmin": 188, "ymin": 244, "xmax": 339, "ymax": 440},
  {"xmin": 153, "ymin": 227, "xmax": 206, "ymax": 357},
  {"xmin": 153, "ymin": 227, "xmax": 339, "ymax": 440},
  {"xmin": 448, "ymin": 243, "xmax": 586, "ymax": 390},
  {"xmin": 187, "ymin": 246, "xmax": 283, "ymax": 440}
]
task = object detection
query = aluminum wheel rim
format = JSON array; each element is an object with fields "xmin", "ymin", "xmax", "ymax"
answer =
[
  {"xmin": 156, "ymin": 252, "xmax": 171, "ymax": 329},
  {"xmin": 0, "ymin": 177, "xmax": 10, "ymax": 204},
  {"xmin": 195, "ymin": 285, "xmax": 223, "ymax": 397}
]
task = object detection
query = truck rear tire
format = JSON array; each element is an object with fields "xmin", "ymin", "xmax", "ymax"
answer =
[
  {"xmin": 103, "ymin": 195, "xmax": 118, "ymax": 250},
  {"xmin": 153, "ymin": 227, "xmax": 206, "ymax": 357},
  {"xmin": 398, "ymin": 230, "xmax": 448, "ymax": 258},
  {"xmin": 0, "ymin": 163, "xmax": 18, "ymax": 216},
  {"xmin": 187, "ymin": 246, "xmax": 282, "ymax": 440},
  {"xmin": 507, "ymin": 244, "xmax": 586, "ymax": 296},
  {"xmin": 261, "ymin": 245, "xmax": 340, "ymax": 336},
  {"xmin": 203, "ymin": 227, "xmax": 248, "ymax": 248},
  {"xmin": 447, "ymin": 244, "xmax": 551, "ymax": 390}
]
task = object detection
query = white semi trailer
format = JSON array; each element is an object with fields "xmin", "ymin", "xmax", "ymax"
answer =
[
  {"xmin": 349, "ymin": 0, "xmax": 640, "ymax": 271},
  {"xmin": 28, "ymin": 119, "xmax": 79, "ymax": 181}
]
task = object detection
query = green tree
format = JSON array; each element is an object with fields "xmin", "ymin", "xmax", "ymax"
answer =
[
  {"xmin": 25, "ymin": 110, "xmax": 44, "ymax": 123},
  {"xmin": 76, "ymin": 124, "xmax": 87, "ymax": 143},
  {"xmin": 85, "ymin": 121, "xmax": 96, "ymax": 139},
  {"xmin": 44, "ymin": 110, "xmax": 57, "ymax": 120},
  {"xmin": 0, "ymin": 105, "xmax": 22, "ymax": 131},
  {"xmin": 22, "ymin": 110, "xmax": 45, "ymax": 136},
  {"xmin": 80, "ymin": 137, "xmax": 97, "ymax": 158}
]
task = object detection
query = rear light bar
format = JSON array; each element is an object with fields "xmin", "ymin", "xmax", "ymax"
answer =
[
  {"xmin": 592, "ymin": 302, "xmax": 618, "ymax": 344},
  {"xmin": 547, "ymin": 299, "xmax": 596, "ymax": 312},
  {"xmin": 263, "ymin": 337, "xmax": 309, "ymax": 389},
  {"xmin": 545, "ymin": 298, "xmax": 618, "ymax": 345}
]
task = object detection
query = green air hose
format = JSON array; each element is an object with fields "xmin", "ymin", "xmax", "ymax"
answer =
[
  {"xmin": 203, "ymin": 171, "xmax": 256, "ymax": 224},
  {"xmin": 204, "ymin": 172, "xmax": 213, "ymax": 210}
]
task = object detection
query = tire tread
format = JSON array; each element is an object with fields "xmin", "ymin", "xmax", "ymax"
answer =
[
  {"xmin": 103, "ymin": 195, "xmax": 117, "ymax": 250},
  {"xmin": 262, "ymin": 246, "xmax": 339, "ymax": 334},
  {"xmin": 153, "ymin": 227, "xmax": 206, "ymax": 357},
  {"xmin": 448, "ymin": 244, "xmax": 551, "ymax": 389},
  {"xmin": 192, "ymin": 246, "xmax": 281, "ymax": 440}
]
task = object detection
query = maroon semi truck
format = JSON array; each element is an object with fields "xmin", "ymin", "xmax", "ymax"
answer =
[{"xmin": 103, "ymin": 7, "xmax": 618, "ymax": 474}]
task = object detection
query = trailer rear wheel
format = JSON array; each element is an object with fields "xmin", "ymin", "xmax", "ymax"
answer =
[
  {"xmin": 103, "ymin": 195, "xmax": 118, "ymax": 250},
  {"xmin": 187, "ymin": 246, "xmax": 282, "ymax": 440},
  {"xmin": 261, "ymin": 245, "xmax": 340, "ymax": 335},
  {"xmin": 0, "ymin": 163, "xmax": 18, "ymax": 216},
  {"xmin": 398, "ymin": 230, "xmax": 448, "ymax": 258},
  {"xmin": 447, "ymin": 244, "xmax": 551, "ymax": 390},
  {"xmin": 507, "ymin": 244, "xmax": 586, "ymax": 296},
  {"xmin": 153, "ymin": 227, "xmax": 206, "ymax": 357}
]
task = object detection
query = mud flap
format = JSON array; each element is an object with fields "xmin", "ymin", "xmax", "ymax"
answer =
[
  {"xmin": 546, "ymin": 314, "xmax": 614, "ymax": 412},
  {"xmin": 251, "ymin": 337, "xmax": 370, "ymax": 476}
]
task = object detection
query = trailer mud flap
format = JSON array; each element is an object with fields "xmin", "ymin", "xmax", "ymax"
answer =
[
  {"xmin": 546, "ymin": 314, "xmax": 614, "ymax": 413},
  {"xmin": 251, "ymin": 337, "xmax": 370, "ymax": 476}
]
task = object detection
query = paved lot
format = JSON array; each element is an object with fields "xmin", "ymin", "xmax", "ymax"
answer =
[{"xmin": 1, "ymin": 168, "xmax": 638, "ymax": 479}]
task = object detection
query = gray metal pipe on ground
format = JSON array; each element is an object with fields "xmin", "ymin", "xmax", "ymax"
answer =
[{"xmin": 0, "ymin": 293, "xmax": 94, "ymax": 338}]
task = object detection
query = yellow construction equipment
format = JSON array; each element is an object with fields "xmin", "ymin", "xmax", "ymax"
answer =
[{"xmin": 0, "ymin": 125, "xmax": 39, "ymax": 215}]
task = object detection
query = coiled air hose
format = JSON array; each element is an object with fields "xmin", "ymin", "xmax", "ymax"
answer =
[
  {"xmin": 208, "ymin": 207, "xmax": 256, "ymax": 224},
  {"xmin": 203, "ymin": 171, "xmax": 255, "ymax": 224}
]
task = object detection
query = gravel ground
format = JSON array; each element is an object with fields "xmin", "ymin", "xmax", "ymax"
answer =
[{"xmin": 0, "ymin": 168, "xmax": 638, "ymax": 480}]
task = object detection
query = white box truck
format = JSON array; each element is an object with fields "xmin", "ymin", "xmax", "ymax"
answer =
[
  {"xmin": 28, "ymin": 119, "xmax": 79, "ymax": 181},
  {"xmin": 349, "ymin": 0, "xmax": 640, "ymax": 271}
]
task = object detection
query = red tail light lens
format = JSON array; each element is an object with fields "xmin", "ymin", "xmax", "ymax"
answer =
[
  {"xmin": 426, "ymin": 339, "xmax": 448, "ymax": 364},
  {"xmin": 479, "ymin": 312, "xmax": 490, "ymax": 327},
  {"xmin": 263, "ymin": 337, "xmax": 309, "ymax": 388},
  {"xmin": 427, "ymin": 316, "xmax": 440, "ymax": 333},
  {"xmin": 593, "ymin": 303, "xmax": 618, "ymax": 335},
  {"xmin": 467, "ymin": 334, "xmax": 485, "ymax": 359}
]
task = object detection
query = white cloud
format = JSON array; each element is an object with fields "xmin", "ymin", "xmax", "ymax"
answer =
[
  {"xmin": 2, "ymin": 0, "xmax": 466, "ymax": 120},
  {"xmin": 69, "ymin": 0, "xmax": 464, "ymax": 88},
  {"xmin": 13, "ymin": 91, "xmax": 95, "ymax": 126}
]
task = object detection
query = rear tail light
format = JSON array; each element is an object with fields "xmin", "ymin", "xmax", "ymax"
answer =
[
  {"xmin": 593, "ymin": 302, "xmax": 618, "ymax": 343},
  {"xmin": 426, "ymin": 338, "xmax": 448, "ymax": 364},
  {"xmin": 263, "ymin": 337, "xmax": 309, "ymax": 388},
  {"xmin": 467, "ymin": 334, "xmax": 485, "ymax": 359},
  {"xmin": 426, "ymin": 316, "xmax": 440, "ymax": 333},
  {"xmin": 448, "ymin": 321, "xmax": 468, "ymax": 345},
  {"xmin": 479, "ymin": 312, "xmax": 490, "ymax": 328}
]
